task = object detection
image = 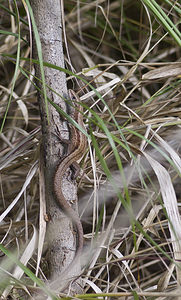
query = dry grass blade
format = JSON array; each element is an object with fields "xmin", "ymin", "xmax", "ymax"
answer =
[
  {"xmin": 1, "ymin": 224, "xmax": 38, "ymax": 298},
  {"xmin": 142, "ymin": 64, "xmax": 181, "ymax": 80},
  {"xmin": 144, "ymin": 152, "xmax": 181, "ymax": 281}
]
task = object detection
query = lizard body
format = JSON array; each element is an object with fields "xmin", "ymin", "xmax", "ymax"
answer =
[{"xmin": 53, "ymin": 90, "xmax": 87, "ymax": 274}]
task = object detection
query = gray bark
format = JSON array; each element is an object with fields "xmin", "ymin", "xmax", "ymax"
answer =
[{"xmin": 29, "ymin": 0, "xmax": 82, "ymax": 295}]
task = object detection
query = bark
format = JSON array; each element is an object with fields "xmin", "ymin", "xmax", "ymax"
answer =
[{"xmin": 29, "ymin": 0, "xmax": 82, "ymax": 295}]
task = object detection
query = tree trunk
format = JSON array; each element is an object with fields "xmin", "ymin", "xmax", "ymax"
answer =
[{"xmin": 29, "ymin": 0, "xmax": 83, "ymax": 295}]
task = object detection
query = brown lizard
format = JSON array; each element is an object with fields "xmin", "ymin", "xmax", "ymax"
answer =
[{"xmin": 53, "ymin": 89, "xmax": 87, "ymax": 276}]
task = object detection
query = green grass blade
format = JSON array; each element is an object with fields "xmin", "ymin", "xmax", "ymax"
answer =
[
  {"xmin": 23, "ymin": 0, "xmax": 49, "ymax": 123},
  {"xmin": 163, "ymin": 0, "xmax": 181, "ymax": 15},
  {"xmin": 0, "ymin": 2, "xmax": 21, "ymax": 133},
  {"xmin": 142, "ymin": 0, "xmax": 181, "ymax": 46},
  {"xmin": 0, "ymin": 244, "xmax": 57, "ymax": 299}
]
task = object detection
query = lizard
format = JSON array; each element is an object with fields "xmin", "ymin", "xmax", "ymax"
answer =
[{"xmin": 53, "ymin": 89, "xmax": 87, "ymax": 278}]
